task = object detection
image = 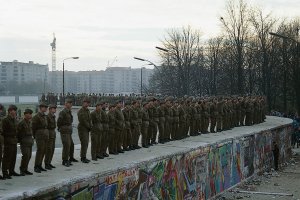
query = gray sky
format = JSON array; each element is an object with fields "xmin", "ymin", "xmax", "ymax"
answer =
[{"xmin": 0, "ymin": 0, "xmax": 298, "ymax": 71}]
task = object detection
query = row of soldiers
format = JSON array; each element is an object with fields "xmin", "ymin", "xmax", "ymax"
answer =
[{"xmin": 0, "ymin": 95, "xmax": 266, "ymax": 180}]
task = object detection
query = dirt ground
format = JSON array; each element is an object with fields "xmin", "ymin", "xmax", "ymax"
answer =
[{"xmin": 218, "ymin": 148, "xmax": 300, "ymax": 200}]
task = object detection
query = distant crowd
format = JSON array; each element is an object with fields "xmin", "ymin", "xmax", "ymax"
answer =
[{"xmin": 1, "ymin": 95, "xmax": 267, "ymax": 180}]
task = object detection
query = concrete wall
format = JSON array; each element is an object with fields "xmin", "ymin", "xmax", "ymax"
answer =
[{"xmin": 33, "ymin": 123, "xmax": 292, "ymax": 200}]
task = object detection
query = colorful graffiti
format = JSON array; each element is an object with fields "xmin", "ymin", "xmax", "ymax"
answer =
[{"xmin": 34, "ymin": 125, "xmax": 292, "ymax": 200}]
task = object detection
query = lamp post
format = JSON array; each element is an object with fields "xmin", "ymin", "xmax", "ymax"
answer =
[
  {"xmin": 63, "ymin": 57, "xmax": 79, "ymax": 96},
  {"xmin": 134, "ymin": 57, "xmax": 154, "ymax": 96}
]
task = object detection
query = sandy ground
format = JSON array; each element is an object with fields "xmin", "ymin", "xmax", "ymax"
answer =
[{"xmin": 218, "ymin": 148, "xmax": 300, "ymax": 200}]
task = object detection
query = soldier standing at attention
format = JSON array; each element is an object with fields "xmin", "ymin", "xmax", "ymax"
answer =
[
  {"xmin": 0, "ymin": 104, "xmax": 4, "ymax": 179},
  {"xmin": 45, "ymin": 104, "xmax": 57, "ymax": 169},
  {"xmin": 57, "ymin": 99, "xmax": 76, "ymax": 167},
  {"xmin": 99, "ymin": 101, "xmax": 109, "ymax": 158},
  {"xmin": 32, "ymin": 102, "xmax": 49, "ymax": 173},
  {"xmin": 17, "ymin": 109, "xmax": 34, "ymax": 176},
  {"xmin": 210, "ymin": 99, "xmax": 217, "ymax": 133},
  {"xmin": 216, "ymin": 98, "xmax": 223, "ymax": 132},
  {"xmin": 131, "ymin": 100, "xmax": 141, "ymax": 149},
  {"xmin": 157, "ymin": 100, "xmax": 166, "ymax": 144},
  {"xmin": 2, "ymin": 105, "xmax": 20, "ymax": 179},
  {"xmin": 90, "ymin": 102, "xmax": 103, "ymax": 161},
  {"xmin": 122, "ymin": 101, "xmax": 132, "ymax": 151},
  {"xmin": 108, "ymin": 104, "xmax": 117, "ymax": 155},
  {"xmin": 77, "ymin": 97, "xmax": 92, "ymax": 163},
  {"xmin": 141, "ymin": 102, "xmax": 150, "ymax": 148},
  {"xmin": 115, "ymin": 101, "xmax": 125, "ymax": 153}
]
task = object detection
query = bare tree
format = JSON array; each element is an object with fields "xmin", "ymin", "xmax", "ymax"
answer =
[{"xmin": 220, "ymin": 0, "xmax": 251, "ymax": 95}]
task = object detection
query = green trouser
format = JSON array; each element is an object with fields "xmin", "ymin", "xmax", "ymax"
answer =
[
  {"xmin": 91, "ymin": 130, "xmax": 100, "ymax": 159},
  {"xmin": 109, "ymin": 129, "xmax": 117, "ymax": 153},
  {"xmin": 210, "ymin": 117, "xmax": 216, "ymax": 132},
  {"xmin": 131, "ymin": 125, "xmax": 139, "ymax": 147},
  {"xmin": 60, "ymin": 133, "xmax": 73, "ymax": 161},
  {"xmin": 164, "ymin": 121, "xmax": 170, "ymax": 140},
  {"xmin": 158, "ymin": 120, "xmax": 165, "ymax": 142},
  {"xmin": 245, "ymin": 113, "xmax": 251, "ymax": 125},
  {"xmin": 115, "ymin": 129, "xmax": 123, "ymax": 151},
  {"xmin": 78, "ymin": 128, "xmax": 90, "ymax": 159},
  {"xmin": 45, "ymin": 129, "xmax": 56, "ymax": 165},
  {"xmin": 240, "ymin": 112, "xmax": 245, "ymax": 125},
  {"xmin": 20, "ymin": 144, "xmax": 32, "ymax": 172},
  {"xmin": 186, "ymin": 119, "xmax": 190, "ymax": 136},
  {"xmin": 196, "ymin": 117, "xmax": 201, "ymax": 133},
  {"xmin": 123, "ymin": 128, "xmax": 132, "ymax": 148},
  {"xmin": 99, "ymin": 129, "xmax": 108, "ymax": 156},
  {"xmin": 141, "ymin": 122, "xmax": 149, "ymax": 146},
  {"xmin": 35, "ymin": 129, "xmax": 49, "ymax": 167},
  {"xmin": 217, "ymin": 116, "xmax": 222, "ymax": 131},
  {"xmin": 2, "ymin": 142, "xmax": 17, "ymax": 175}
]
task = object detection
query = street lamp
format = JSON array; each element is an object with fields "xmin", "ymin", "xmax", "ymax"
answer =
[
  {"xmin": 155, "ymin": 46, "xmax": 169, "ymax": 52},
  {"xmin": 63, "ymin": 57, "xmax": 79, "ymax": 96},
  {"xmin": 134, "ymin": 57, "xmax": 154, "ymax": 96}
]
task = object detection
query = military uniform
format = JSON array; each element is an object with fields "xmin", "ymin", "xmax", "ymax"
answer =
[
  {"xmin": 190, "ymin": 103, "xmax": 198, "ymax": 136},
  {"xmin": 77, "ymin": 106, "xmax": 92, "ymax": 161},
  {"xmin": 99, "ymin": 106, "xmax": 109, "ymax": 157},
  {"xmin": 115, "ymin": 106, "xmax": 125, "ymax": 152},
  {"xmin": 122, "ymin": 105, "xmax": 132, "ymax": 150},
  {"xmin": 172, "ymin": 104, "xmax": 179, "ymax": 139},
  {"xmin": 90, "ymin": 108, "xmax": 103, "ymax": 160},
  {"xmin": 130, "ymin": 104, "xmax": 140, "ymax": 148},
  {"xmin": 32, "ymin": 110, "xmax": 49, "ymax": 172},
  {"xmin": 209, "ymin": 101, "xmax": 217, "ymax": 133},
  {"xmin": 2, "ymin": 110, "xmax": 19, "ymax": 178},
  {"xmin": 57, "ymin": 107, "xmax": 74, "ymax": 166},
  {"xmin": 158, "ymin": 103, "xmax": 165, "ymax": 143},
  {"xmin": 178, "ymin": 103, "xmax": 186, "ymax": 139},
  {"xmin": 45, "ymin": 107, "xmax": 56, "ymax": 168},
  {"xmin": 141, "ymin": 104, "xmax": 150, "ymax": 147},
  {"xmin": 108, "ymin": 107, "xmax": 117, "ymax": 154},
  {"xmin": 216, "ymin": 100, "xmax": 223, "ymax": 132},
  {"xmin": 201, "ymin": 101, "xmax": 210, "ymax": 133},
  {"xmin": 17, "ymin": 111, "xmax": 34, "ymax": 174}
]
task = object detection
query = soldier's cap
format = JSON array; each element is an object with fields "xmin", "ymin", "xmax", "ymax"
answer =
[
  {"xmin": 115, "ymin": 100, "xmax": 123, "ymax": 105},
  {"xmin": 39, "ymin": 102, "xmax": 48, "ymax": 108},
  {"xmin": 24, "ymin": 108, "xmax": 33, "ymax": 115},
  {"xmin": 65, "ymin": 98, "xmax": 73, "ymax": 104},
  {"xmin": 109, "ymin": 103, "xmax": 116, "ymax": 109},
  {"xmin": 8, "ymin": 104, "xmax": 17, "ymax": 111},
  {"xmin": 96, "ymin": 101, "xmax": 105, "ymax": 106},
  {"xmin": 142, "ymin": 101, "xmax": 148, "ymax": 107},
  {"xmin": 48, "ymin": 104, "xmax": 57, "ymax": 109},
  {"xmin": 0, "ymin": 104, "xmax": 4, "ymax": 110},
  {"xmin": 131, "ymin": 100, "xmax": 138, "ymax": 105},
  {"xmin": 124, "ymin": 100, "xmax": 131, "ymax": 106},
  {"xmin": 82, "ymin": 97, "xmax": 91, "ymax": 103}
]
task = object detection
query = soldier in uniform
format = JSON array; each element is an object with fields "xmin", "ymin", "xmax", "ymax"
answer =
[
  {"xmin": 216, "ymin": 98, "xmax": 224, "ymax": 132},
  {"xmin": 131, "ymin": 100, "xmax": 141, "ymax": 149},
  {"xmin": 151, "ymin": 98, "xmax": 159, "ymax": 145},
  {"xmin": 45, "ymin": 104, "xmax": 57, "ymax": 169},
  {"xmin": 99, "ymin": 101, "xmax": 109, "ymax": 158},
  {"xmin": 240, "ymin": 97, "xmax": 246, "ymax": 126},
  {"xmin": 0, "ymin": 104, "xmax": 4, "ymax": 179},
  {"xmin": 201, "ymin": 100, "xmax": 210, "ymax": 134},
  {"xmin": 77, "ymin": 97, "xmax": 92, "ymax": 163},
  {"xmin": 122, "ymin": 101, "xmax": 132, "ymax": 151},
  {"xmin": 158, "ymin": 100, "xmax": 166, "ymax": 143},
  {"xmin": 2, "ymin": 105, "xmax": 20, "ymax": 179},
  {"xmin": 141, "ymin": 102, "xmax": 150, "ymax": 148},
  {"xmin": 90, "ymin": 102, "xmax": 103, "ymax": 161},
  {"xmin": 57, "ymin": 99, "xmax": 76, "ymax": 167},
  {"xmin": 172, "ymin": 100, "xmax": 180, "ymax": 140},
  {"xmin": 115, "ymin": 101, "xmax": 125, "ymax": 153},
  {"xmin": 32, "ymin": 102, "xmax": 49, "ymax": 173},
  {"xmin": 17, "ymin": 109, "xmax": 34, "ymax": 176},
  {"xmin": 190, "ymin": 100, "xmax": 198, "ymax": 136},
  {"xmin": 210, "ymin": 99, "xmax": 217, "ymax": 133},
  {"xmin": 108, "ymin": 103, "xmax": 117, "ymax": 155},
  {"xmin": 178, "ymin": 99, "xmax": 186, "ymax": 139}
]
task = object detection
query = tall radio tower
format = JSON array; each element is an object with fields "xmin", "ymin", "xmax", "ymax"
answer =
[{"xmin": 50, "ymin": 33, "xmax": 56, "ymax": 71}]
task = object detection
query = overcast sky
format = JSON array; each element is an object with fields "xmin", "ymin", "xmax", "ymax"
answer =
[{"xmin": 0, "ymin": 0, "xmax": 298, "ymax": 71}]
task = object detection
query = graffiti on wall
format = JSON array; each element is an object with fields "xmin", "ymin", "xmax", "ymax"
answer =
[{"xmin": 34, "ymin": 125, "xmax": 292, "ymax": 200}]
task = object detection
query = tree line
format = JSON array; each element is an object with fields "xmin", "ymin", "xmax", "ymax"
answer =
[{"xmin": 149, "ymin": 0, "xmax": 300, "ymax": 115}]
